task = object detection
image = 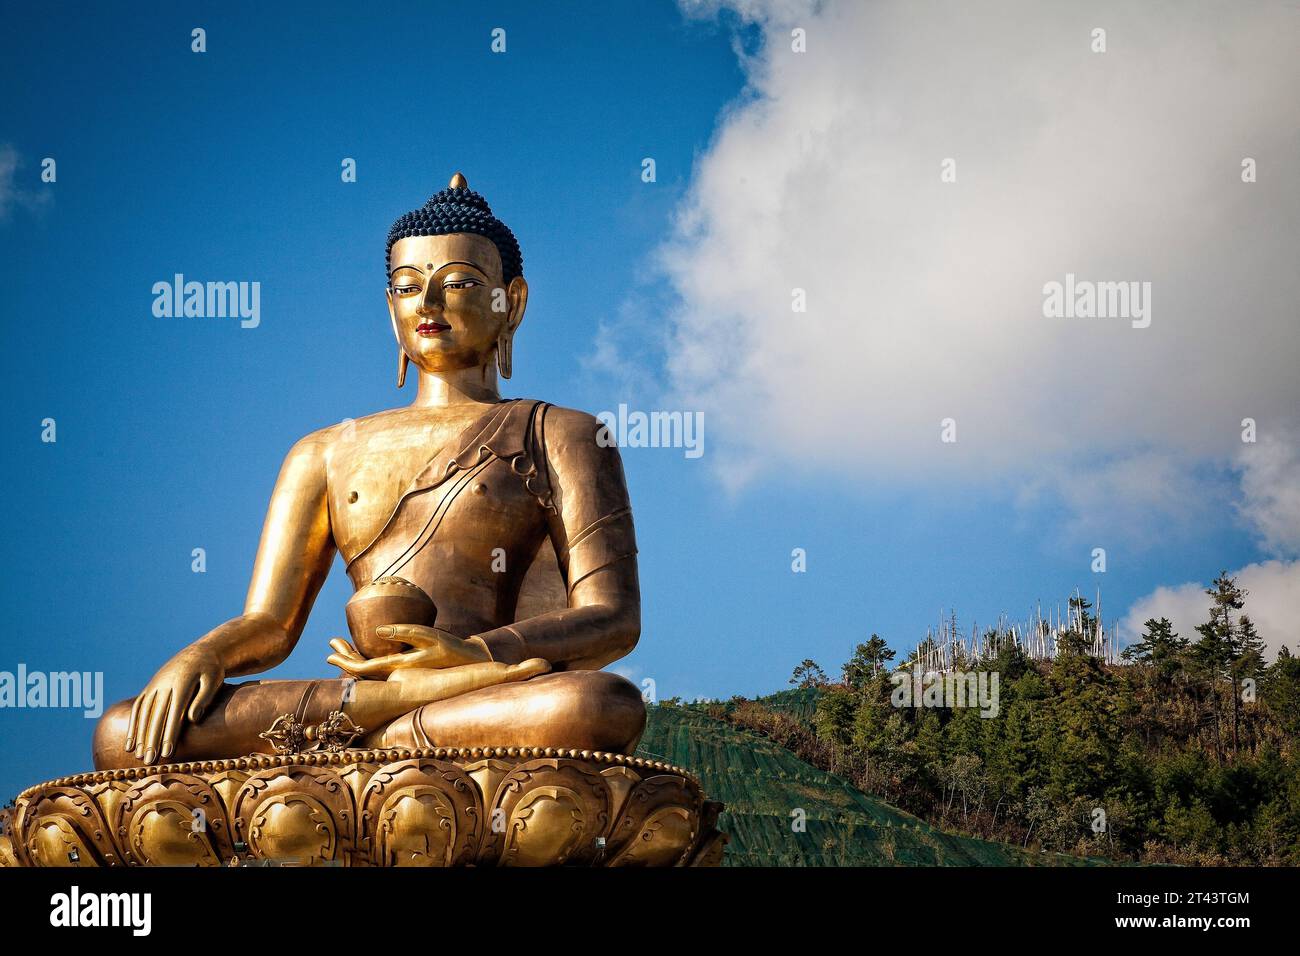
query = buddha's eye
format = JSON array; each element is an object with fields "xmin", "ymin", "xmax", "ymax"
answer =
[
  {"xmin": 443, "ymin": 278, "xmax": 480, "ymax": 291},
  {"xmin": 392, "ymin": 285, "xmax": 420, "ymax": 295}
]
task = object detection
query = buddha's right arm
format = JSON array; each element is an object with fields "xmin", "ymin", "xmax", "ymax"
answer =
[
  {"xmin": 210, "ymin": 428, "xmax": 337, "ymax": 674},
  {"xmin": 125, "ymin": 430, "xmax": 336, "ymax": 761}
]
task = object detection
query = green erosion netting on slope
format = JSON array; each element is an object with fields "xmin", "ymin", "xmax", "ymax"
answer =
[
  {"xmin": 753, "ymin": 686, "xmax": 822, "ymax": 724},
  {"xmin": 637, "ymin": 703, "xmax": 1101, "ymax": 867}
]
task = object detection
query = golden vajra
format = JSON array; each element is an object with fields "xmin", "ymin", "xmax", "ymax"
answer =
[{"xmin": 258, "ymin": 711, "xmax": 366, "ymax": 755}]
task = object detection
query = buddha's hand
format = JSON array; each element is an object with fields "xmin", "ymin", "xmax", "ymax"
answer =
[
  {"xmin": 125, "ymin": 644, "xmax": 226, "ymax": 764},
  {"xmin": 385, "ymin": 659, "xmax": 551, "ymax": 704},
  {"xmin": 326, "ymin": 625, "xmax": 493, "ymax": 679}
]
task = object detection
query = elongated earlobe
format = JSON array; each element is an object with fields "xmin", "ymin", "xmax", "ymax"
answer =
[
  {"xmin": 387, "ymin": 286, "xmax": 408, "ymax": 388},
  {"xmin": 496, "ymin": 276, "xmax": 527, "ymax": 381},
  {"xmin": 496, "ymin": 334, "xmax": 513, "ymax": 380}
]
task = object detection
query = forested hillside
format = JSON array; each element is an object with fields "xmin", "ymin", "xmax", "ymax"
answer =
[
  {"xmin": 637, "ymin": 702, "xmax": 1098, "ymax": 865},
  {"xmin": 658, "ymin": 574, "xmax": 1300, "ymax": 865}
]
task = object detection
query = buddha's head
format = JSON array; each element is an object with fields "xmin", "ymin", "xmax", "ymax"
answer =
[{"xmin": 385, "ymin": 173, "xmax": 528, "ymax": 385}]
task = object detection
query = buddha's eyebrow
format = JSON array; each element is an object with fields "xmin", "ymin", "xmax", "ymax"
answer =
[
  {"xmin": 436, "ymin": 260, "xmax": 487, "ymax": 273},
  {"xmin": 389, "ymin": 265, "xmax": 424, "ymax": 277}
]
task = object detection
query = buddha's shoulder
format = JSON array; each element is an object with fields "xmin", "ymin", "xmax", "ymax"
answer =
[
  {"xmin": 531, "ymin": 402, "xmax": 608, "ymax": 444},
  {"xmin": 530, "ymin": 402, "xmax": 625, "ymax": 475},
  {"xmin": 278, "ymin": 407, "xmax": 410, "ymax": 462},
  {"xmin": 287, "ymin": 411, "xmax": 381, "ymax": 446}
]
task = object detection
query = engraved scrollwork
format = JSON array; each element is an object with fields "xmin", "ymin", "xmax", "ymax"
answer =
[
  {"xmin": 606, "ymin": 773, "xmax": 703, "ymax": 867},
  {"xmin": 19, "ymin": 786, "xmax": 118, "ymax": 867},
  {"xmin": 232, "ymin": 766, "xmax": 354, "ymax": 866},
  {"xmin": 360, "ymin": 758, "xmax": 480, "ymax": 866},
  {"xmin": 485, "ymin": 758, "xmax": 614, "ymax": 867},
  {"xmin": 118, "ymin": 772, "xmax": 232, "ymax": 866}
]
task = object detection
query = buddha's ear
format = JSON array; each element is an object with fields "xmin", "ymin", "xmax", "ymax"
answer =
[
  {"xmin": 505, "ymin": 276, "xmax": 529, "ymax": 335},
  {"xmin": 385, "ymin": 286, "xmax": 400, "ymax": 343},
  {"xmin": 386, "ymin": 287, "xmax": 409, "ymax": 387}
]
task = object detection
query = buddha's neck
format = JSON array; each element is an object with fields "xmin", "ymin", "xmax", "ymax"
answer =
[{"xmin": 412, "ymin": 364, "xmax": 502, "ymax": 408}]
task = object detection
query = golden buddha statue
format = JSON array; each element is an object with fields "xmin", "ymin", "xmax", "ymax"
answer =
[
  {"xmin": 2, "ymin": 173, "xmax": 724, "ymax": 868},
  {"xmin": 92, "ymin": 173, "xmax": 647, "ymax": 770}
]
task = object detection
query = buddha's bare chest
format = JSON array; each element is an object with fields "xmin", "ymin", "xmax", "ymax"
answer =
[
  {"xmin": 324, "ymin": 411, "xmax": 543, "ymax": 565},
  {"xmin": 325, "ymin": 415, "xmax": 471, "ymax": 558}
]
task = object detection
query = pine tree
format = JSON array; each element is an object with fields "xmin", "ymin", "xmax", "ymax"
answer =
[
  {"xmin": 1191, "ymin": 573, "xmax": 1246, "ymax": 761},
  {"xmin": 1045, "ymin": 636, "xmax": 1121, "ymax": 800},
  {"xmin": 843, "ymin": 634, "xmax": 895, "ymax": 691},
  {"xmin": 1234, "ymin": 616, "xmax": 1266, "ymax": 678},
  {"xmin": 789, "ymin": 659, "xmax": 829, "ymax": 688},
  {"xmin": 1123, "ymin": 617, "xmax": 1189, "ymax": 684},
  {"xmin": 1263, "ymin": 645, "xmax": 1300, "ymax": 738},
  {"xmin": 1230, "ymin": 615, "xmax": 1266, "ymax": 754},
  {"xmin": 1121, "ymin": 617, "xmax": 1189, "ymax": 747}
]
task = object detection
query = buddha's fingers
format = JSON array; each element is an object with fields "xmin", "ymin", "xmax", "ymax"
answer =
[
  {"xmin": 189, "ymin": 670, "xmax": 218, "ymax": 722},
  {"xmin": 327, "ymin": 652, "xmax": 393, "ymax": 679},
  {"xmin": 329, "ymin": 637, "xmax": 361, "ymax": 659},
  {"xmin": 132, "ymin": 691, "xmax": 158, "ymax": 761},
  {"xmin": 125, "ymin": 691, "xmax": 146, "ymax": 752},
  {"xmin": 142, "ymin": 688, "xmax": 172, "ymax": 765},
  {"xmin": 160, "ymin": 685, "xmax": 187, "ymax": 760},
  {"xmin": 379, "ymin": 624, "xmax": 461, "ymax": 650},
  {"xmin": 381, "ymin": 625, "xmax": 492, "ymax": 666}
]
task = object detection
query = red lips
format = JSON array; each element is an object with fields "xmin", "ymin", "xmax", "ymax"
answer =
[{"xmin": 416, "ymin": 322, "xmax": 450, "ymax": 336}]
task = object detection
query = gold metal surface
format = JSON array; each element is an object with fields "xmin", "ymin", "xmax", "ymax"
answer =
[
  {"xmin": 93, "ymin": 174, "xmax": 647, "ymax": 777},
  {"xmin": 3, "ymin": 749, "xmax": 727, "ymax": 867}
]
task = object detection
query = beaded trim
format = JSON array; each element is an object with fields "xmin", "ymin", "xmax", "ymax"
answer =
[{"xmin": 16, "ymin": 746, "xmax": 696, "ymax": 802}]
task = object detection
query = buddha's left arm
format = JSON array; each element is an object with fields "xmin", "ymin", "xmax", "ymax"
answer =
[{"xmin": 470, "ymin": 407, "xmax": 640, "ymax": 671}]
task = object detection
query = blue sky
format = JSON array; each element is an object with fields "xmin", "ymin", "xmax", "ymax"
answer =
[{"xmin": 2, "ymin": 0, "xmax": 1295, "ymax": 798}]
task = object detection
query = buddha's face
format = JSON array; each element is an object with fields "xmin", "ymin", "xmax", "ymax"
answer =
[{"xmin": 387, "ymin": 233, "xmax": 527, "ymax": 375}]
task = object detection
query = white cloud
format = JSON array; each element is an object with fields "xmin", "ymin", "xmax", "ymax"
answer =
[
  {"xmin": 1122, "ymin": 559, "xmax": 1300, "ymax": 659},
  {"xmin": 1237, "ymin": 431, "xmax": 1300, "ymax": 557},
  {"xmin": 648, "ymin": 1, "xmax": 1300, "ymax": 540},
  {"xmin": 1016, "ymin": 450, "xmax": 1225, "ymax": 548},
  {"xmin": 1115, "ymin": 427, "xmax": 1297, "ymax": 653}
]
